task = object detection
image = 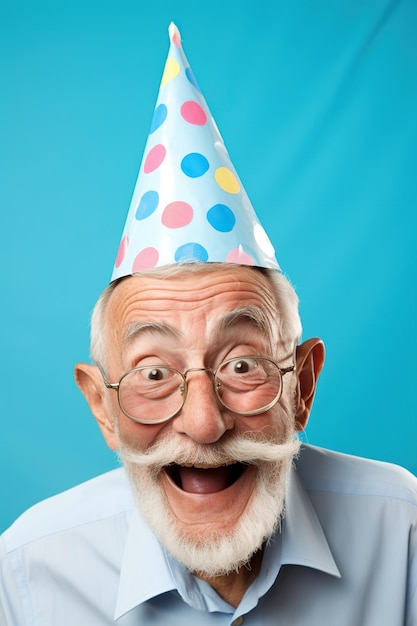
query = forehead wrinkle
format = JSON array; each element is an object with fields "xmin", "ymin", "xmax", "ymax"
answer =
[{"xmin": 124, "ymin": 321, "xmax": 183, "ymax": 347}]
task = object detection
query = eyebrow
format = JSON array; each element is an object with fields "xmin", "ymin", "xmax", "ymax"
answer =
[
  {"xmin": 124, "ymin": 321, "xmax": 182, "ymax": 346},
  {"xmin": 216, "ymin": 306, "xmax": 272, "ymax": 340}
]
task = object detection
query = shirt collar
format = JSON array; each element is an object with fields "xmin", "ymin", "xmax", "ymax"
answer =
[
  {"xmin": 236, "ymin": 463, "xmax": 341, "ymax": 616},
  {"xmin": 114, "ymin": 509, "xmax": 176, "ymax": 620},
  {"xmin": 114, "ymin": 509, "xmax": 211, "ymax": 620},
  {"xmin": 279, "ymin": 463, "xmax": 341, "ymax": 577},
  {"xmin": 114, "ymin": 458, "xmax": 340, "ymax": 619}
]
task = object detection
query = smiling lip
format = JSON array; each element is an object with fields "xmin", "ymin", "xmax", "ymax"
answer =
[{"xmin": 166, "ymin": 462, "xmax": 246, "ymax": 494}]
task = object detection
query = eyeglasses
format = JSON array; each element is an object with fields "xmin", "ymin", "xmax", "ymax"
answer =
[{"xmin": 98, "ymin": 356, "xmax": 295, "ymax": 425}]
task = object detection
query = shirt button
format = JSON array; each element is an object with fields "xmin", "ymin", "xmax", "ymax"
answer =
[{"xmin": 233, "ymin": 618, "xmax": 244, "ymax": 626}]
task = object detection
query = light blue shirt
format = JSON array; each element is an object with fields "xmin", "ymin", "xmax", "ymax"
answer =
[{"xmin": 1, "ymin": 445, "xmax": 416, "ymax": 625}]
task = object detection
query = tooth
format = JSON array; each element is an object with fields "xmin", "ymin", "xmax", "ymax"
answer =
[
  {"xmin": 179, "ymin": 463, "xmax": 212, "ymax": 469},
  {"xmin": 177, "ymin": 462, "xmax": 237, "ymax": 469}
]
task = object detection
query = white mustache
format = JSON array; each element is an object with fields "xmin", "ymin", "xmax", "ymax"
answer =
[{"xmin": 118, "ymin": 433, "xmax": 300, "ymax": 473}]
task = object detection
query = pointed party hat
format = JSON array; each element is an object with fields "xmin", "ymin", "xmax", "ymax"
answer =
[{"xmin": 111, "ymin": 23, "xmax": 280, "ymax": 281}]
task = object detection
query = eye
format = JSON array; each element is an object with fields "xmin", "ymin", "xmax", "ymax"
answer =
[
  {"xmin": 142, "ymin": 367, "xmax": 169, "ymax": 381},
  {"xmin": 235, "ymin": 358, "xmax": 258, "ymax": 373},
  {"xmin": 225, "ymin": 357, "xmax": 258, "ymax": 375}
]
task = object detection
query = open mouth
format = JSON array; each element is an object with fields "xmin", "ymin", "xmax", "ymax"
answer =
[{"xmin": 165, "ymin": 462, "xmax": 247, "ymax": 494}]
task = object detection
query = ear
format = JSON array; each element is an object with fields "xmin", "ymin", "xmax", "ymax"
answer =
[
  {"xmin": 74, "ymin": 363, "xmax": 118, "ymax": 450},
  {"xmin": 294, "ymin": 338, "xmax": 325, "ymax": 432}
]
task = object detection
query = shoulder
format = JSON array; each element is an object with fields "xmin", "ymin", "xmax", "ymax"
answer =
[
  {"xmin": 296, "ymin": 444, "xmax": 417, "ymax": 506},
  {"xmin": 1, "ymin": 468, "xmax": 134, "ymax": 553}
]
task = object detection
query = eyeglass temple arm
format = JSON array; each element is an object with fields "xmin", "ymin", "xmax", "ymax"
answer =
[{"xmin": 95, "ymin": 363, "xmax": 120, "ymax": 390}]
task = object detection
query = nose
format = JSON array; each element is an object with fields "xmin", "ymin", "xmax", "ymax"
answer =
[{"xmin": 171, "ymin": 368, "xmax": 234, "ymax": 444}]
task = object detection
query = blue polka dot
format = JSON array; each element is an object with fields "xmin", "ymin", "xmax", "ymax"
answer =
[
  {"xmin": 185, "ymin": 67, "xmax": 200, "ymax": 91},
  {"xmin": 175, "ymin": 243, "xmax": 209, "ymax": 263},
  {"xmin": 181, "ymin": 153, "xmax": 209, "ymax": 178},
  {"xmin": 135, "ymin": 190, "xmax": 159, "ymax": 220},
  {"xmin": 149, "ymin": 104, "xmax": 167, "ymax": 134},
  {"xmin": 207, "ymin": 204, "xmax": 236, "ymax": 232}
]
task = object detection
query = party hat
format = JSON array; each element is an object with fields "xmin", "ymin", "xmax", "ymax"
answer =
[{"xmin": 111, "ymin": 22, "xmax": 280, "ymax": 281}]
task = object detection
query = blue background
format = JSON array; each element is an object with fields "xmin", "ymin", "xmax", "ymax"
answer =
[{"xmin": 1, "ymin": 0, "xmax": 416, "ymax": 532}]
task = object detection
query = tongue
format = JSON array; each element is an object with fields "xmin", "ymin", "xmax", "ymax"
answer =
[{"xmin": 178, "ymin": 466, "xmax": 231, "ymax": 494}]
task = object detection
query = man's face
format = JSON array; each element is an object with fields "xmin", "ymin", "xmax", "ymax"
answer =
[{"xmin": 99, "ymin": 266, "xmax": 299, "ymax": 574}]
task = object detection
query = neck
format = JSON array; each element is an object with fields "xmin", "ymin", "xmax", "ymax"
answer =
[{"xmin": 195, "ymin": 550, "xmax": 264, "ymax": 608}]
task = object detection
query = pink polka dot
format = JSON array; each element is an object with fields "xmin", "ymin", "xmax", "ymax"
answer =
[
  {"xmin": 180, "ymin": 101, "xmax": 207, "ymax": 126},
  {"xmin": 143, "ymin": 144, "xmax": 166, "ymax": 174},
  {"xmin": 132, "ymin": 247, "xmax": 159, "ymax": 272},
  {"xmin": 226, "ymin": 248, "xmax": 255, "ymax": 265},
  {"xmin": 162, "ymin": 201, "xmax": 193, "ymax": 228},
  {"xmin": 172, "ymin": 30, "xmax": 181, "ymax": 48},
  {"xmin": 115, "ymin": 235, "xmax": 129, "ymax": 268}
]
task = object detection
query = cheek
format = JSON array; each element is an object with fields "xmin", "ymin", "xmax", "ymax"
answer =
[
  {"xmin": 102, "ymin": 385, "xmax": 165, "ymax": 451},
  {"xmin": 235, "ymin": 404, "xmax": 294, "ymax": 441},
  {"xmin": 116, "ymin": 415, "xmax": 167, "ymax": 451}
]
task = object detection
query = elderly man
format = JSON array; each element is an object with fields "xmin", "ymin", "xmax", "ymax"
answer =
[
  {"xmin": 75, "ymin": 263, "xmax": 320, "ymax": 608},
  {"xmin": 1, "ymin": 24, "xmax": 416, "ymax": 626}
]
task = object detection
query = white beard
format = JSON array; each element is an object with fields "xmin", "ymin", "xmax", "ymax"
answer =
[{"xmin": 117, "ymin": 432, "xmax": 300, "ymax": 578}]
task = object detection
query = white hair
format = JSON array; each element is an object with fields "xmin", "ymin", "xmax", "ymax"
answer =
[{"xmin": 90, "ymin": 264, "xmax": 302, "ymax": 367}]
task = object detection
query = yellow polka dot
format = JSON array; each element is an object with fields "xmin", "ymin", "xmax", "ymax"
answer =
[
  {"xmin": 160, "ymin": 58, "xmax": 180, "ymax": 87},
  {"xmin": 214, "ymin": 167, "xmax": 240, "ymax": 194}
]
